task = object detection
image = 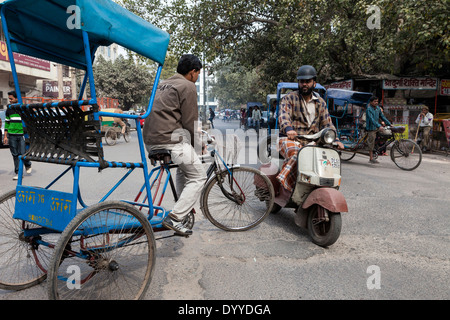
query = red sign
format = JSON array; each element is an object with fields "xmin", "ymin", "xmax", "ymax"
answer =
[
  {"xmin": 440, "ymin": 79, "xmax": 450, "ymax": 96},
  {"xmin": 0, "ymin": 41, "xmax": 51, "ymax": 71},
  {"xmin": 325, "ymin": 79, "xmax": 353, "ymax": 90},
  {"xmin": 443, "ymin": 119, "xmax": 450, "ymax": 145}
]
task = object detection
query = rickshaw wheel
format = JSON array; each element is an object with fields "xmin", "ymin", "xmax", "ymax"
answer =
[
  {"xmin": 339, "ymin": 135, "xmax": 356, "ymax": 161},
  {"xmin": 48, "ymin": 201, "xmax": 156, "ymax": 300},
  {"xmin": 123, "ymin": 130, "xmax": 131, "ymax": 142},
  {"xmin": 105, "ymin": 127, "xmax": 117, "ymax": 146},
  {"xmin": 0, "ymin": 189, "xmax": 55, "ymax": 290}
]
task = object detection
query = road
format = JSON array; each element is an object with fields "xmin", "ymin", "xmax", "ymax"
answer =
[{"xmin": 0, "ymin": 119, "xmax": 449, "ymax": 303}]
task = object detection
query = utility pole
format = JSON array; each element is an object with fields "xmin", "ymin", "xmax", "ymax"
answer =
[
  {"xmin": 57, "ymin": 64, "xmax": 64, "ymax": 100},
  {"xmin": 202, "ymin": 62, "xmax": 207, "ymax": 128},
  {"xmin": 71, "ymin": 67, "xmax": 77, "ymax": 100}
]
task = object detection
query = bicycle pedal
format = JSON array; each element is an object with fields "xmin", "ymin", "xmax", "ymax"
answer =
[{"xmin": 174, "ymin": 232, "xmax": 189, "ymax": 238}]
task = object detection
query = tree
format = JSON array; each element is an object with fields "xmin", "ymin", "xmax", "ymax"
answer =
[
  {"xmin": 121, "ymin": 0, "xmax": 449, "ymax": 92},
  {"xmin": 210, "ymin": 61, "xmax": 265, "ymax": 108},
  {"xmin": 93, "ymin": 55, "xmax": 153, "ymax": 110}
]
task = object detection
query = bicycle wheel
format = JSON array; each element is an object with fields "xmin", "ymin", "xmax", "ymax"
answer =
[
  {"xmin": 104, "ymin": 127, "xmax": 117, "ymax": 146},
  {"xmin": 390, "ymin": 139, "xmax": 422, "ymax": 171},
  {"xmin": 123, "ymin": 128, "xmax": 131, "ymax": 142},
  {"xmin": 48, "ymin": 201, "xmax": 156, "ymax": 300},
  {"xmin": 0, "ymin": 189, "xmax": 56, "ymax": 290},
  {"xmin": 201, "ymin": 166, "xmax": 274, "ymax": 231}
]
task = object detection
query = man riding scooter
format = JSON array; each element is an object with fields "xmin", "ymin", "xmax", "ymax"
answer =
[
  {"xmin": 258, "ymin": 65, "xmax": 347, "ymax": 247},
  {"xmin": 276, "ymin": 65, "xmax": 344, "ymax": 203}
]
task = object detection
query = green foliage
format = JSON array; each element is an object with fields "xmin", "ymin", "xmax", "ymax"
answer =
[
  {"xmin": 93, "ymin": 55, "xmax": 153, "ymax": 110},
  {"xmin": 121, "ymin": 0, "xmax": 449, "ymax": 106}
]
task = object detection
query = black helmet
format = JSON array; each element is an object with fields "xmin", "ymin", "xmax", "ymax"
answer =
[{"xmin": 296, "ymin": 65, "xmax": 317, "ymax": 80}]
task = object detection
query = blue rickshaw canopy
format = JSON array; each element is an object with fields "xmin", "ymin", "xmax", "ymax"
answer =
[
  {"xmin": 325, "ymin": 89, "xmax": 373, "ymax": 105},
  {"xmin": 0, "ymin": 0, "xmax": 170, "ymax": 68}
]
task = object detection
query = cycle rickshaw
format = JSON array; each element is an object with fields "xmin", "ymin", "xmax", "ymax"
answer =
[
  {"xmin": 0, "ymin": 0, "xmax": 274, "ymax": 300},
  {"xmin": 100, "ymin": 111, "xmax": 131, "ymax": 146},
  {"xmin": 326, "ymin": 89, "xmax": 422, "ymax": 170}
]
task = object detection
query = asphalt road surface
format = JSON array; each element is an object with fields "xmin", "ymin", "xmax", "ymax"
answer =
[{"xmin": 0, "ymin": 120, "xmax": 449, "ymax": 303}]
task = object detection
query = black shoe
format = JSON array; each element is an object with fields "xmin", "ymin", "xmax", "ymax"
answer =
[{"xmin": 162, "ymin": 215, "xmax": 193, "ymax": 236}]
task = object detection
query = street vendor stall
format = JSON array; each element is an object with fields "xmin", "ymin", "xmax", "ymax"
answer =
[{"xmin": 382, "ymin": 77, "xmax": 439, "ymax": 139}]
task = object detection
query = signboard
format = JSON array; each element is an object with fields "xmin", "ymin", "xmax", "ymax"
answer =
[
  {"xmin": 383, "ymin": 78, "xmax": 438, "ymax": 90},
  {"xmin": 443, "ymin": 119, "xmax": 450, "ymax": 145},
  {"xmin": 42, "ymin": 80, "xmax": 72, "ymax": 99},
  {"xmin": 440, "ymin": 79, "xmax": 450, "ymax": 96},
  {"xmin": 13, "ymin": 186, "xmax": 77, "ymax": 232},
  {"xmin": 0, "ymin": 41, "xmax": 51, "ymax": 71},
  {"xmin": 324, "ymin": 79, "xmax": 353, "ymax": 90}
]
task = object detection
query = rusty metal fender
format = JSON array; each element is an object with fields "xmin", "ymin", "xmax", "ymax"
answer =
[{"xmin": 302, "ymin": 188, "xmax": 348, "ymax": 213}]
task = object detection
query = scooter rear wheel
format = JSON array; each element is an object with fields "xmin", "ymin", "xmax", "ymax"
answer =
[{"xmin": 307, "ymin": 206, "xmax": 341, "ymax": 247}]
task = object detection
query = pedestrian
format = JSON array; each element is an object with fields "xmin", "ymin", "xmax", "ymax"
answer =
[
  {"xmin": 143, "ymin": 54, "xmax": 207, "ymax": 236},
  {"xmin": 277, "ymin": 65, "xmax": 343, "ymax": 197},
  {"xmin": 247, "ymin": 106, "xmax": 253, "ymax": 128},
  {"xmin": 252, "ymin": 105, "xmax": 261, "ymax": 134},
  {"xmin": 208, "ymin": 107, "xmax": 215, "ymax": 129},
  {"xmin": 3, "ymin": 91, "xmax": 32, "ymax": 180},
  {"xmin": 415, "ymin": 105, "xmax": 433, "ymax": 152},
  {"xmin": 365, "ymin": 96, "xmax": 391, "ymax": 164}
]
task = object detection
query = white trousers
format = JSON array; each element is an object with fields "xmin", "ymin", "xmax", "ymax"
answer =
[{"xmin": 147, "ymin": 142, "xmax": 207, "ymax": 220}]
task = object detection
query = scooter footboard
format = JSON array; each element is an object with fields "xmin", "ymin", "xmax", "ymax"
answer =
[{"xmin": 302, "ymin": 188, "xmax": 348, "ymax": 213}]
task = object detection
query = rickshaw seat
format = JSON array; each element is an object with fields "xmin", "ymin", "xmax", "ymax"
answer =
[
  {"xmin": 148, "ymin": 149, "xmax": 172, "ymax": 165},
  {"xmin": 9, "ymin": 100, "xmax": 108, "ymax": 169}
]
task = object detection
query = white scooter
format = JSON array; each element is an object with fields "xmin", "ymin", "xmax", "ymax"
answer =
[{"xmin": 259, "ymin": 128, "xmax": 348, "ymax": 247}]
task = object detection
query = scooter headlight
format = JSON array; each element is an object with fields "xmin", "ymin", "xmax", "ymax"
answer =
[{"xmin": 322, "ymin": 129, "xmax": 336, "ymax": 144}]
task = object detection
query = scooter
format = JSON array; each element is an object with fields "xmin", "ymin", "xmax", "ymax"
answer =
[{"xmin": 259, "ymin": 128, "xmax": 348, "ymax": 247}]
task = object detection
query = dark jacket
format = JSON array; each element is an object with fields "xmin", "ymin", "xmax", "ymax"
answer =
[{"xmin": 143, "ymin": 74, "xmax": 199, "ymax": 146}]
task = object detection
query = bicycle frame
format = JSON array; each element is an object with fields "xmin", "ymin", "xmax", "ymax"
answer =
[
  {"xmin": 343, "ymin": 130, "xmax": 399, "ymax": 154},
  {"xmin": 123, "ymin": 138, "xmax": 241, "ymax": 229}
]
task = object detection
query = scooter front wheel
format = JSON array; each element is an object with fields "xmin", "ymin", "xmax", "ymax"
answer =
[{"xmin": 307, "ymin": 205, "xmax": 342, "ymax": 247}]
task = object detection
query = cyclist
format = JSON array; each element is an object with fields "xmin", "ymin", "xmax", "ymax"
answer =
[
  {"xmin": 112, "ymin": 107, "xmax": 126, "ymax": 135},
  {"xmin": 365, "ymin": 96, "xmax": 391, "ymax": 164},
  {"xmin": 143, "ymin": 54, "xmax": 207, "ymax": 236}
]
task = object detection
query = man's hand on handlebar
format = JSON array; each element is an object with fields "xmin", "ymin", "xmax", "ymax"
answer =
[
  {"xmin": 286, "ymin": 130, "xmax": 297, "ymax": 140},
  {"xmin": 335, "ymin": 141, "xmax": 345, "ymax": 150}
]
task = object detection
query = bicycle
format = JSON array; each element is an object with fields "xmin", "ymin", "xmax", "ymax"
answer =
[
  {"xmin": 139, "ymin": 130, "xmax": 275, "ymax": 232},
  {"xmin": 104, "ymin": 122, "xmax": 131, "ymax": 146},
  {"xmin": 339, "ymin": 126, "xmax": 422, "ymax": 170}
]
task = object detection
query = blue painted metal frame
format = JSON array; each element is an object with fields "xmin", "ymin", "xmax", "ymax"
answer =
[
  {"xmin": 325, "ymin": 89, "xmax": 373, "ymax": 140},
  {"xmin": 1, "ymin": 2, "xmax": 165, "ymax": 232}
]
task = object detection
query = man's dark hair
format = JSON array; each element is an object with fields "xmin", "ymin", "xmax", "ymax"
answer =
[
  {"xmin": 369, "ymin": 96, "xmax": 378, "ymax": 102},
  {"xmin": 177, "ymin": 54, "xmax": 202, "ymax": 75},
  {"xmin": 7, "ymin": 91, "xmax": 17, "ymax": 98}
]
